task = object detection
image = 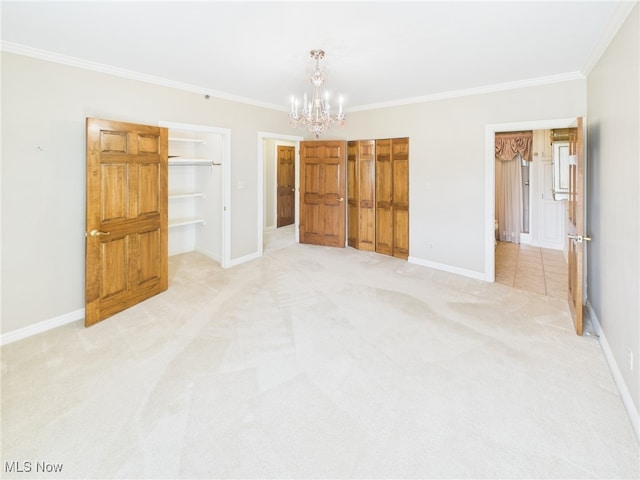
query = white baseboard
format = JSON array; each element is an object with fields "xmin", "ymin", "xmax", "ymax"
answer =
[
  {"xmin": 586, "ymin": 300, "xmax": 640, "ymax": 442},
  {"xmin": 520, "ymin": 233, "xmax": 532, "ymax": 244},
  {"xmin": 194, "ymin": 246, "xmax": 221, "ymax": 263},
  {"xmin": 225, "ymin": 251, "xmax": 261, "ymax": 268},
  {"xmin": 408, "ymin": 256, "xmax": 486, "ymax": 281},
  {"xmin": 1, "ymin": 308, "xmax": 84, "ymax": 346}
]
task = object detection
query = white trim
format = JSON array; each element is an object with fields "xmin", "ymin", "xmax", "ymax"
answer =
[
  {"xmin": 2, "ymin": 41, "xmax": 587, "ymax": 115},
  {"xmin": 587, "ymin": 301, "xmax": 640, "ymax": 443},
  {"xmin": 485, "ymin": 118, "xmax": 577, "ymax": 283},
  {"xmin": 159, "ymin": 121, "xmax": 232, "ymax": 268},
  {"xmin": 408, "ymin": 256, "xmax": 486, "ymax": 282},
  {"xmin": 581, "ymin": 1, "xmax": 638, "ymax": 76},
  {"xmin": 349, "ymin": 72, "xmax": 584, "ymax": 112},
  {"xmin": 1, "ymin": 309, "xmax": 84, "ymax": 346},
  {"xmin": 225, "ymin": 251, "xmax": 262, "ymax": 268},
  {"xmin": 257, "ymin": 132, "xmax": 303, "ymax": 258},
  {"xmin": 0, "ymin": 41, "xmax": 286, "ymax": 112}
]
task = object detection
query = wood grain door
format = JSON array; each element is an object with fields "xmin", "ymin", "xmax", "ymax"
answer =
[
  {"xmin": 376, "ymin": 138, "xmax": 409, "ymax": 259},
  {"xmin": 347, "ymin": 140, "xmax": 376, "ymax": 251},
  {"xmin": 300, "ymin": 140, "xmax": 346, "ymax": 247},
  {"xmin": 85, "ymin": 118, "xmax": 168, "ymax": 327},
  {"xmin": 277, "ymin": 145, "xmax": 295, "ymax": 227},
  {"xmin": 567, "ymin": 117, "xmax": 587, "ymax": 335},
  {"xmin": 391, "ymin": 138, "xmax": 409, "ymax": 259}
]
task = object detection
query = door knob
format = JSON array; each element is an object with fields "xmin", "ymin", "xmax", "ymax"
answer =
[
  {"xmin": 339, "ymin": 197, "xmax": 344, "ymax": 202},
  {"xmin": 291, "ymin": 188, "xmax": 295, "ymax": 192},
  {"xmin": 567, "ymin": 234, "xmax": 591, "ymax": 243},
  {"xmin": 87, "ymin": 229, "xmax": 111, "ymax": 237}
]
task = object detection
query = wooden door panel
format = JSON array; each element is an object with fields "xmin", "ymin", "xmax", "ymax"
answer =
[
  {"xmin": 393, "ymin": 209, "xmax": 409, "ymax": 259},
  {"xmin": 376, "ymin": 208, "xmax": 393, "ymax": 255},
  {"xmin": 347, "ymin": 141, "xmax": 358, "ymax": 248},
  {"xmin": 138, "ymin": 164, "xmax": 160, "ymax": 215},
  {"xmin": 101, "ymin": 165, "xmax": 127, "ymax": 221},
  {"xmin": 138, "ymin": 229, "xmax": 162, "ymax": 284},
  {"xmin": 300, "ymin": 141, "xmax": 346, "ymax": 247},
  {"xmin": 277, "ymin": 145, "xmax": 295, "ymax": 227},
  {"xmin": 359, "ymin": 208, "xmax": 375, "ymax": 251},
  {"xmin": 304, "ymin": 162, "xmax": 321, "ymax": 195},
  {"xmin": 348, "ymin": 203, "xmax": 358, "ymax": 246},
  {"xmin": 86, "ymin": 118, "xmax": 168, "ymax": 327},
  {"xmin": 393, "ymin": 159, "xmax": 409, "ymax": 206},
  {"xmin": 323, "ymin": 163, "xmax": 342, "ymax": 198}
]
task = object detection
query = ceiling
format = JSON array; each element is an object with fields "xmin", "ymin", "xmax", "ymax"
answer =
[{"xmin": 0, "ymin": 1, "xmax": 629, "ymax": 111}]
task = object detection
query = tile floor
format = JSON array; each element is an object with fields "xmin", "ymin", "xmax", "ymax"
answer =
[{"xmin": 495, "ymin": 241, "xmax": 568, "ymax": 298}]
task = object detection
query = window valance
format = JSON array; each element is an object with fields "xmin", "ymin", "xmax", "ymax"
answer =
[{"xmin": 495, "ymin": 131, "xmax": 533, "ymax": 162}]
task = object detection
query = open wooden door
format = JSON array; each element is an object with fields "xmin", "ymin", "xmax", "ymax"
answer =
[
  {"xmin": 567, "ymin": 117, "xmax": 589, "ymax": 335},
  {"xmin": 85, "ymin": 118, "xmax": 168, "ymax": 326},
  {"xmin": 299, "ymin": 140, "xmax": 346, "ymax": 247},
  {"xmin": 277, "ymin": 145, "xmax": 295, "ymax": 227}
]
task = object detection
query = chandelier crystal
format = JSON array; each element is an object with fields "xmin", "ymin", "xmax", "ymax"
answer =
[{"xmin": 289, "ymin": 49, "xmax": 345, "ymax": 138}]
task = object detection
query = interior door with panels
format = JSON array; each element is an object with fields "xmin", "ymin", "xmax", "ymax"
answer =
[
  {"xmin": 85, "ymin": 118, "xmax": 168, "ymax": 326},
  {"xmin": 347, "ymin": 140, "xmax": 376, "ymax": 251},
  {"xmin": 567, "ymin": 117, "xmax": 587, "ymax": 336},
  {"xmin": 300, "ymin": 140, "xmax": 346, "ymax": 247},
  {"xmin": 277, "ymin": 145, "xmax": 296, "ymax": 228},
  {"xmin": 376, "ymin": 137, "xmax": 409, "ymax": 259}
]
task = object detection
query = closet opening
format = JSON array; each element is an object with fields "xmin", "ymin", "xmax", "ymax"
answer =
[{"xmin": 160, "ymin": 121, "xmax": 231, "ymax": 268}]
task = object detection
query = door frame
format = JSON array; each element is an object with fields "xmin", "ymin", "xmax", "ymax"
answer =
[
  {"xmin": 485, "ymin": 117, "xmax": 582, "ymax": 282},
  {"xmin": 257, "ymin": 132, "xmax": 304, "ymax": 256},
  {"xmin": 159, "ymin": 121, "xmax": 231, "ymax": 268}
]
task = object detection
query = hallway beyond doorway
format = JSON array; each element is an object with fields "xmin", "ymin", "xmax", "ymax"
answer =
[{"xmin": 495, "ymin": 242, "xmax": 567, "ymax": 298}]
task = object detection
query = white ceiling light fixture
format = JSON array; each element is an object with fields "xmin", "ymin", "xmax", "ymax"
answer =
[{"xmin": 289, "ymin": 49, "xmax": 345, "ymax": 138}]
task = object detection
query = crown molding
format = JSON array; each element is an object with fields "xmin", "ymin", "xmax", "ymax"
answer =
[
  {"xmin": 348, "ymin": 72, "xmax": 585, "ymax": 112},
  {"xmin": 581, "ymin": 1, "xmax": 638, "ymax": 76},
  {"xmin": 0, "ymin": 41, "xmax": 287, "ymax": 112},
  {"xmin": 1, "ymin": 40, "xmax": 586, "ymax": 114}
]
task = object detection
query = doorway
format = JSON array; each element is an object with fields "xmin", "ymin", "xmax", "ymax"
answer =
[
  {"xmin": 485, "ymin": 118, "xmax": 578, "ymax": 285},
  {"xmin": 257, "ymin": 132, "xmax": 303, "ymax": 255}
]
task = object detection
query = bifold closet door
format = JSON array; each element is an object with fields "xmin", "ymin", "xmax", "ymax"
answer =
[
  {"xmin": 376, "ymin": 137, "xmax": 409, "ymax": 259},
  {"xmin": 347, "ymin": 140, "xmax": 376, "ymax": 251}
]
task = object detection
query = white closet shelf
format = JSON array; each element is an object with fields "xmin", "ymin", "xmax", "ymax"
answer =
[
  {"xmin": 169, "ymin": 137, "xmax": 206, "ymax": 144},
  {"xmin": 168, "ymin": 157, "xmax": 220, "ymax": 166},
  {"xmin": 169, "ymin": 192, "xmax": 206, "ymax": 199},
  {"xmin": 169, "ymin": 218, "xmax": 206, "ymax": 228}
]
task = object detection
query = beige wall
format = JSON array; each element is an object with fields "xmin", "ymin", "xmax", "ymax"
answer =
[
  {"xmin": 1, "ymin": 52, "xmax": 291, "ymax": 334},
  {"xmin": 586, "ymin": 5, "xmax": 639, "ymax": 414},
  {"xmin": 0, "ymin": 53, "xmax": 592, "ymax": 337},
  {"xmin": 341, "ymin": 81, "xmax": 586, "ymax": 274}
]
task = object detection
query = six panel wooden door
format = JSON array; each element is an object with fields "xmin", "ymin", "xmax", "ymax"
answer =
[
  {"xmin": 300, "ymin": 141, "xmax": 346, "ymax": 247},
  {"xmin": 85, "ymin": 118, "xmax": 168, "ymax": 326},
  {"xmin": 277, "ymin": 145, "xmax": 295, "ymax": 227},
  {"xmin": 567, "ymin": 117, "xmax": 586, "ymax": 335}
]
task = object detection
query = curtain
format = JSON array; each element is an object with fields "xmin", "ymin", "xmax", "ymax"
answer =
[
  {"xmin": 495, "ymin": 131, "xmax": 533, "ymax": 162},
  {"xmin": 495, "ymin": 152, "xmax": 524, "ymax": 244},
  {"xmin": 495, "ymin": 131, "xmax": 532, "ymax": 244}
]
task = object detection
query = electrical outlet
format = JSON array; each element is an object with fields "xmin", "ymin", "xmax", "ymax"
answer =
[{"xmin": 628, "ymin": 348, "xmax": 634, "ymax": 371}]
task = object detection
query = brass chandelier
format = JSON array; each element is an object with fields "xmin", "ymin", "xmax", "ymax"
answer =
[{"xmin": 289, "ymin": 49, "xmax": 345, "ymax": 138}]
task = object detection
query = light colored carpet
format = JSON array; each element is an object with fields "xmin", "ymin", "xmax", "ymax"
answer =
[{"xmin": 1, "ymin": 243, "xmax": 638, "ymax": 479}]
